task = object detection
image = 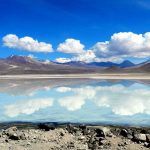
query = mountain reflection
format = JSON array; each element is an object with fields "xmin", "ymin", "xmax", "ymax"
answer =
[{"xmin": 1, "ymin": 79, "xmax": 150, "ymax": 126}]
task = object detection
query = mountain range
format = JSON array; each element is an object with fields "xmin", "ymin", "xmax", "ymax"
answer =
[
  {"xmin": 0, "ymin": 55, "xmax": 150, "ymax": 75},
  {"xmin": 62, "ymin": 60, "xmax": 135, "ymax": 68}
]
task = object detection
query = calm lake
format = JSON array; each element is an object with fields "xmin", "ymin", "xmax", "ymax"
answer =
[{"xmin": 0, "ymin": 78, "xmax": 150, "ymax": 126}]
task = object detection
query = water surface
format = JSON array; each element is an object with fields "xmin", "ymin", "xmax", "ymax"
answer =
[{"xmin": 0, "ymin": 78, "xmax": 150, "ymax": 127}]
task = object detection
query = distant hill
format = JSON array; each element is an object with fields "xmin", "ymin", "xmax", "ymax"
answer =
[
  {"xmin": 0, "ymin": 55, "xmax": 150, "ymax": 74},
  {"xmin": 0, "ymin": 55, "xmax": 102, "ymax": 75},
  {"xmin": 63, "ymin": 60, "xmax": 135, "ymax": 68}
]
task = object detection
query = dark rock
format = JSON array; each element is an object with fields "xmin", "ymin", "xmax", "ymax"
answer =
[
  {"xmin": 79, "ymin": 124, "xmax": 90, "ymax": 135},
  {"xmin": 99, "ymin": 140, "xmax": 105, "ymax": 146},
  {"xmin": 144, "ymin": 142, "xmax": 150, "ymax": 148},
  {"xmin": 60, "ymin": 132, "xmax": 64, "ymax": 136},
  {"xmin": 5, "ymin": 139, "xmax": 9, "ymax": 142},
  {"xmin": 66, "ymin": 124, "xmax": 78, "ymax": 134},
  {"xmin": 38, "ymin": 124, "xmax": 55, "ymax": 131},
  {"xmin": 146, "ymin": 134, "xmax": 150, "ymax": 142},
  {"xmin": 9, "ymin": 133, "xmax": 20, "ymax": 140},
  {"xmin": 111, "ymin": 128, "xmax": 121, "ymax": 136},
  {"xmin": 91, "ymin": 141, "xmax": 98, "ymax": 150},
  {"xmin": 140, "ymin": 129, "xmax": 147, "ymax": 134},
  {"xmin": 68, "ymin": 142, "xmax": 75, "ymax": 148},
  {"xmin": 89, "ymin": 135, "xmax": 95, "ymax": 144},
  {"xmin": 95, "ymin": 128, "xmax": 105, "ymax": 137},
  {"xmin": 120, "ymin": 129, "xmax": 128, "ymax": 137}
]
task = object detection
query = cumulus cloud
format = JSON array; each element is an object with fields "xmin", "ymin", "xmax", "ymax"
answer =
[
  {"xmin": 55, "ymin": 50, "xmax": 96, "ymax": 63},
  {"xmin": 3, "ymin": 34, "xmax": 53, "ymax": 52},
  {"xmin": 93, "ymin": 32, "xmax": 150, "ymax": 59},
  {"xmin": 5, "ymin": 98, "xmax": 53, "ymax": 117},
  {"xmin": 57, "ymin": 38, "xmax": 85, "ymax": 54},
  {"xmin": 56, "ymin": 32, "xmax": 150, "ymax": 63},
  {"xmin": 71, "ymin": 50, "xmax": 96, "ymax": 62},
  {"xmin": 4, "ymin": 32, "xmax": 150, "ymax": 62}
]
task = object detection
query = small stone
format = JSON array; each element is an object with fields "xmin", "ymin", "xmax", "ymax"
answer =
[
  {"xmin": 60, "ymin": 132, "xmax": 64, "ymax": 136},
  {"xmin": 27, "ymin": 142, "xmax": 31, "ymax": 146},
  {"xmin": 118, "ymin": 143, "xmax": 124, "ymax": 146},
  {"xmin": 68, "ymin": 142, "xmax": 74, "ymax": 148},
  {"xmin": 78, "ymin": 136, "xmax": 86, "ymax": 140},
  {"xmin": 144, "ymin": 142, "xmax": 149, "ymax": 147},
  {"xmin": 5, "ymin": 139, "xmax": 9, "ymax": 142}
]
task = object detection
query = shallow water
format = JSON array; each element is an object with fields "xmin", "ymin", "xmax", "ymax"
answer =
[{"xmin": 0, "ymin": 78, "xmax": 150, "ymax": 126}]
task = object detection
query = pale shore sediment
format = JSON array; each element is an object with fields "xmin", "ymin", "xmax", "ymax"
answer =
[
  {"xmin": 0, "ymin": 73, "xmax": 150, "ymax": 80},
  {"xmin": 0, "ymin": 73, "xmax": 150, "ymax": 79}
]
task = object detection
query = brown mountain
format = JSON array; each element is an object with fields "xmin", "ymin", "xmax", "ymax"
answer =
[
  {"xmin": 0, "ymin": 55, "xmax": 102, "ymax": 75},
  {"xmin": 0, "ymin": 55, "xmax": 150, "ymax": 75}
]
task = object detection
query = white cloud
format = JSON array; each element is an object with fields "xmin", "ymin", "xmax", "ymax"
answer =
[
  {"xmin": 57, "ymin": 38, "xmax": 85, "ymax": 54},
  {"xmin": 72, "ymin": 50, "xmax": 96, "ymax": 63},
  {"xmin": 3, "ymin": 34, "xmax": 53, "ymax": 53},
  {"xmin": 55, "ymin": 50, "xmax": 96, "ymax": 63},
  {"xmin": 93, "ymin": 32, "xmax": 150, "ymax": 59},
  {"xmin": 5, "ymin": 98, "xmax": 53, "ymax": 117},
  {"xmin": 55, "ymin": 57, "xmax": 71, "ymax": 63}
]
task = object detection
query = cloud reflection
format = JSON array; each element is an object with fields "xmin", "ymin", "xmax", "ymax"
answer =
[
  {"xmin": 57, "ymin": 84, "xmax": 150, "ymax": 116},
  {"xmin": 5, "ymin": 98, "xmax": 53, "ymax": 117}
]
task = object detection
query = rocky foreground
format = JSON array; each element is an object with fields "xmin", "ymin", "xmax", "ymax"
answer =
[{"xmin": 0, "ymin": 124, "xmax": 150, "ymax": 150}]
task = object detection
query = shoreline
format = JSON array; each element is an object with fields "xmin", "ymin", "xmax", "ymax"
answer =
[{"xmin": 1, "ymin": 73, "xmax": 150, "ymax": 80}]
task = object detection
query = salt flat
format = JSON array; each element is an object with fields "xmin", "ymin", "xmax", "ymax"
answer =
[{"xmin": 0, "ymin": 73, "xmax": 150, "ymax": 79}]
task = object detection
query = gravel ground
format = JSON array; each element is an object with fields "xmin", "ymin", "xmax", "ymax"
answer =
[{"xmin": 0, "ymin": 124, "xmax": 150, "ymax": 150}]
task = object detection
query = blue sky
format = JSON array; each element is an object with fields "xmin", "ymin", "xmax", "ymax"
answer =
[{"xmin": 1, "ymin": 0, "xmax": 150, "ymax": 63}]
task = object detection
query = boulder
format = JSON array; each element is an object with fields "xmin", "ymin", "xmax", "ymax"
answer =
[
  {"xmin": 95, "ymin": 128, "xmax": 105, "ymax": 137},
  {"xmin": 133, "ymin": 133, "xmax": 147, "ymax": 142},
  {"xmin": 146, "ymin": 134, "xmax": 150, "ymax": 142},
  {"xmin": 120, "ymin": 129, "xmax": 128, "ymax": 137}
]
